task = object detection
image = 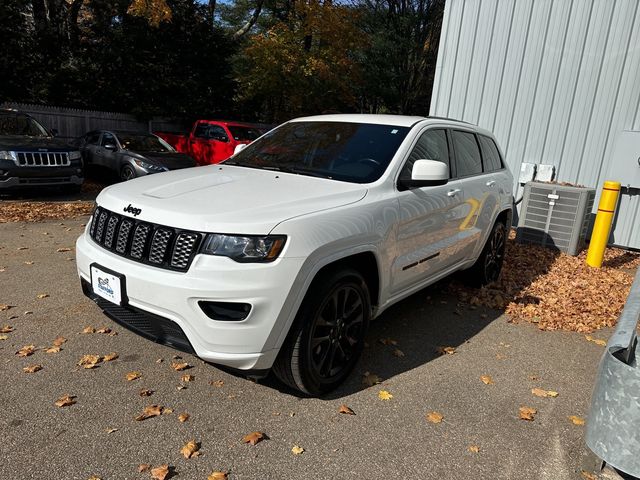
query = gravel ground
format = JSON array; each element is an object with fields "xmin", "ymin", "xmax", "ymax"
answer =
[{"xmin": 0, "ymin": 217, "xmax": 608, "ymax": 480}]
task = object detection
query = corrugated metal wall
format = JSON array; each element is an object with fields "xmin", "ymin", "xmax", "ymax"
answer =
[{"xmin": 430, "ymin": 0, "xmax": 640, "ymax": 249}]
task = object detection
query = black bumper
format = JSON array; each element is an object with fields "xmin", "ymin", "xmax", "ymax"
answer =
[
  {"xmin": 0, "ymin": 159, "xmax": 83, "ymax": 190},
  {"xmin": 81, "ymin": 278, "xmax": 195, "ymax": 354}
]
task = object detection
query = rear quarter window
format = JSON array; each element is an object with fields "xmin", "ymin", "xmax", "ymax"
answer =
[{"xmin": 478, "ymin": 135, "xmax": 504, "ymax": 172}]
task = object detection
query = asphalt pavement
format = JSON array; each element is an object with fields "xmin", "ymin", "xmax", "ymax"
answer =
[{"xmin": 0, "ymin": 217, "xmax": 607, "ymax": 479}]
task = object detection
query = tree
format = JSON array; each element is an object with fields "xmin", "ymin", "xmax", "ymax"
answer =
[{"xmin": 234, "ymin": 0, "xmax": 365, "ymax": 122}]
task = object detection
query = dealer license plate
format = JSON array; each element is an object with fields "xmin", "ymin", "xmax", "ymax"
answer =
[{"xmin": 91, "ymin": 264, "xmax": 124, "ymax": 306}]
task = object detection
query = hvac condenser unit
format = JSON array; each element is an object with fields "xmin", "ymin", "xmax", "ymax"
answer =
[{"xmin": 516, "ymin": 182, "xmax": 596, "ymax": 255}]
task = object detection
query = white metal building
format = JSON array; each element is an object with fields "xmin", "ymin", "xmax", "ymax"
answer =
[{"xmin": 430, "ymin": 0, "xmax": 640, "ymax": 249}]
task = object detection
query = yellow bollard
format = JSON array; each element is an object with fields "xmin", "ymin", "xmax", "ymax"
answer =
[{"xmin": 586, "ymin": 181, "xmax": 621, "ymax": 268}]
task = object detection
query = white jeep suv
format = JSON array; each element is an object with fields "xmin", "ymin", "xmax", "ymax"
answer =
[{"xmin": 76, "ymin": 114, "xmax": 513, "ymax": 395}]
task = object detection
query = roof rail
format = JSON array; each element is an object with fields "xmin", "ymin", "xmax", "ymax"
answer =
[{"xmin": 427, "ymin": 116, "xmax": 474, "ymax": 125}]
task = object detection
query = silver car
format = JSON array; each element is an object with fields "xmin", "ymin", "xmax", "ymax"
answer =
[{"xmin": 79, "ymin": 130, "xmax": 196, "ymax": 181}]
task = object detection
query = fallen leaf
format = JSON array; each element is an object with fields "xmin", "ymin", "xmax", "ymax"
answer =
[
  {"xmin": 180, "ymin": 439, "xmax": 200, "ymax": 458},
  {"xmin": 134, "ymin": 405, "xmax": 164, "ymax": 421},
  {"xmin": 426, "ymin": 411, "xmax": 443, "ymax": 423},
  {"xmin": 580, "ymin": 470, "xmax": 597, "ymax": 480},
  {"xmin": 178, "ymin": 413, "xmax": 190, "ymax": 423},
  {"xmin": 96, "ymin": 327, "xmax": 111, "ymax": 334},
  {"xmin": 362, "ymin": 371, "xmax": 381, "ymax": 387},
  {"xmin": 208, "ymin": 472, "xmax": 228, "ymax": 480},
  {"xmin": 138, "ymin": 464, "xmax": 151, "ymax": 472},
  {"xmin": 378, "ymin": 390, "xmax": 393, "ymax": 401},
  {"xmin": 171, "ymin": 361, "xmax": 191, "ymax": 371},
  {"xmin": 126, "ymin": 371, "xmax": 141, "ymax": 381},
  {"xmin": 0, "ymin": 304, "xmax": 13, "ymax": 312},
  {"xmin": 242, "ymin": 431, "xmax": 265, "ymax": 445},
  {"xmin": 585, "ymin": 335, "xmax": 607, "ymax": 347},
  {"xmin": 210, "ymin": 380, "xmax": 224, "ymax": 387},
  {"xmin": 519, "ymin": 406, "xmax": 537, "ymax": 421},
  {"xmin": 23, "ymin": 311, "xmax": 33, "ymax": 315},
  {"xmin": 52, "ymin": 336, "xmax": 67, "ymax": 346},
  {"xmin": 150, "ymin": 464, "xmax": 170, "ymax": 480},
  {"xmin": 469, "ymin": 445, "xmax": 480, "ymax": 453},
  {"xmin": 338, "ymin": 404, "xmax": 355, "ymax": 415},
  {"xmin": 56, "ymin": 247, "xmax": 72, "ymax": 252},
  {"xmin": 378, "ymin": 337, "xmax": 398, "ymax": 346},
  {"xmin": 532, "ymin": 388, "xmax": 559, "ymax": 398},
  {"xmin": 392, "ymin": 348, "xmax": 405, "ymax": 357},
  {"xmin": 139, "ymin": 389, "xmax": 154, "ymax": 397},
  {"xmin": 436, "ymin": 346, "xmax": 456, "ymax": 355},
  {"xmin": 55, "ymin": 394, "xmax": 77, "ymax": 407},
  {"xmin": 0, "ymin": 325, "xmax": 14, "ymax": 333},
  {"xmin": 569, "ymin": 415, "xmax": 585, "ymax": 425},
  {"xmin": 45, "ymin": 346, "xmax": 61, "ymax": 353},
  {"xmin": 82, "ymin": 326, "xmax": 95, "ymax": 334},
  {"xmin": 17, "ymin": 247, "xmax": 28, "ymax": 250},
  {"xmin": 163, "ymin": 407, "xmax": 174, "ymax": 415},
  {"xmin": 0, "ymin": 335, "xmax": 7, "ymax": 340},
  {"xmin": 291, "ymin": 445, "xmax": 305, "ymax": 455},
  {"xmin": 103, "ymin": 352, "xmax": 118, "ymax": 362},
  {"xmin": 496, "ymin": 353, "xmax": 507, "ymax": 360},
  {"xmin": 480, "ymin": 375, "xmax": 494, "ymax": 385},
  {"xmin": 36, "ymin": 293, "xmax": 49, "ymax": 299},
  {"xmin": 78, "ymin": 354, "xmax": 101, "ymax": 367},
  {"xmin": 16, "ymin": 345, "xmax": 36, "ymax": 357},
  {"xmin": 23, "ymin": 364, "xmax": 43, "ymax": 373},
  {"xmin": 106, "ymin": 428, "xmax": 119, "ymax": 434},
  {"xmin": 181, "ymin": 374, "xmax": 195, "ymax": 382},
  {"xmin": 177, "ymin": 385, "xmax": 187, "ymax": 391}
]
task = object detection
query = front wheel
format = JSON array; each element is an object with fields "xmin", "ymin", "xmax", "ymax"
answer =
[
  {"xmin": 120, "ymin": 164, "xmax": 137, "ymax": 182},
  {"xmin": 273, "ymin": 268, "xmax": 371, "ymax": 396},
  {"xmin": 466, "ymin": 221, "xmax": 507, "ymax": 287}
]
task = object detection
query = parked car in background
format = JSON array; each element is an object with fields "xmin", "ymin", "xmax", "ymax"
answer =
[
  {"xmin": 0, "ymin": 108, "xmax": 83, "ymax": 192},
  {"xmin": 78, "ymin": 130, "xmax": 196, "ymax": 181},
  {"xmin": 156, "ymin": 120, "xmax": 267, "ymax": 166},
  {"xmin": 77, "ymin": 114, "xmax": 513, "ymax": 396}
]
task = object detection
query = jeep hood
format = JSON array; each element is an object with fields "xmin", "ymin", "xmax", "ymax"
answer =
[{"xmin": 96, "ymin": 164, "xmax": 367, "ymax": 233}]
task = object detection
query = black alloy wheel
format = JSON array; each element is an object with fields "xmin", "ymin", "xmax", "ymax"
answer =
[
  {"xmin": 120, "ymin": 164, "xmax": 136, "ymax": 181},
  {"xmin": 273, "ymin": 268, "xmax": 371, "ymax": 396},
  {"xmin": 483, "ymin": 222, "xmax": 506, "ymax": 283}
]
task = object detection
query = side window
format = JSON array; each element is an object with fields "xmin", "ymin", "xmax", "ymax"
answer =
[
  {"xmin": 209, "ymin": 125, "xmax": 229, "ymax": 142},
  {"xmin": 399, "ymin": 129, "xmax": 449, "ymax": 180},
  {"xmin": 193, "ymin": 123, "xmax": 209, "ymax": 139},
  {"xmin": 478, "ymin": 135, "xmax": 504, "ymax": 172},
  {"xmin": 451, "ymin": 130, "xmax": 482, "ymax": 177},
  {"xmin": 101, "ymin": 132, "xmax": 116, "ymax": 147}
]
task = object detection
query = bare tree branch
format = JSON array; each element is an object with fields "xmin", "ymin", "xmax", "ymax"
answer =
[{"xmin": 233, "ymin": 0, "xmax": 264, "ymax": 39}]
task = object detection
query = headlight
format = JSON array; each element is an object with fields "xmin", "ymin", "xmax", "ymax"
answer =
[
  {"xmin": 0, "ymin": 151, "xmax": 16, "ymax": 161},
  {"xmin": 201, "ymin": 234, "xmax": 286, "ymax": 262},
  {"xmin": 68, "ymin": 151, "xmax": 82, "ymax": 160},
  {"xmin": 133, "ymin": 159, "xmax": 167, "ymax": 172}
]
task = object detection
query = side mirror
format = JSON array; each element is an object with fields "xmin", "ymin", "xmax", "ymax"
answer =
[
  {"xmin": 103, "ymin": 143, "xmax": 118, "ymax": 151},
  {"xmin": 233, "ymin": 144, "xmax": 248, "ymax": 156},
  {"xmin": 399, "ymin": 159, "xmax": 449, "ymax": 190}
]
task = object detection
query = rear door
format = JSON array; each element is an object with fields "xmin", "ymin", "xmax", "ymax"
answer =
[
  {"xmin": 392, "ymin": 128, "xmax": 468, "ymax": 294},
  {"xmin": 449, "ymin": 130, "xmax": 501, "ymax": 259},
  {"xmin": 94, "ymin": 132, "xmax": 119, "ymax": 172}
]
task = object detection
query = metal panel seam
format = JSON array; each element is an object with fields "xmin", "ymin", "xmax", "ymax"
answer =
[
  {"xmin": 446, "ymin": 0, "xmax": 467, "ymax": 117},
  {"xmin": 461, "ymin": 1, "xmax": 483, "ymax": 120},
  {"xmin": 490, "ymin": 0, "xmax": 518, "ymax": 133}
]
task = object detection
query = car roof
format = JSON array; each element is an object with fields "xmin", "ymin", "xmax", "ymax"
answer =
[{"xmin": 291, "ymin": 114, "xmax": 427, "ymax": 127}]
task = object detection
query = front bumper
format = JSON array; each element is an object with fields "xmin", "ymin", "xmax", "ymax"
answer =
[
  {"xmin": 76, "ymin": 232, "xmax": 305, "ymax": 370},
  {"xmin": 0, "ymin": 159, "xmax": 83, "ymax": 189}
]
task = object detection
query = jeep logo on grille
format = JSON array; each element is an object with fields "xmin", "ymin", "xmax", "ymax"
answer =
[{"xmin": 123, "ymin": 204, "xmax": 142, "ymax": 217}]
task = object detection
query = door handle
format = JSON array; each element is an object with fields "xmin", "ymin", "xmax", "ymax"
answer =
[
  {"xmin": 447, "ymin": 188, "xmax": 461, "ymax": 197},
  {"xmin": 486, "ymin": 180, "xmax": 496, "ymax": 187}
]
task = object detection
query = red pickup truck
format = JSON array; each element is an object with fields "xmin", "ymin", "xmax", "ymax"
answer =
[{"xmin": 156, "ymin": 120, "xmax": 267, "ymax": 166}]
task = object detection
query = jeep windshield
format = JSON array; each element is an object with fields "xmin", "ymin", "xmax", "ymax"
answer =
[
  {"xmin": 224, "ymin": 121, "xmax": 410, "ymax": 183},
  {"xmin": 0, "ymin": 112, "xmax": 50, "ymax": 137}
]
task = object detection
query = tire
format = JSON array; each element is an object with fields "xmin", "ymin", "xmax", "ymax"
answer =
[
  {"xmin": 273, "ymin": 268, "xmax": 371, "ymax": 396},
  {"xmin": 466, "ymin": 220, "xmax": 507, "ymax": 287},
  {"xmin": 120, "ymin": 164, "xmax": 136, "ymax": 182}
]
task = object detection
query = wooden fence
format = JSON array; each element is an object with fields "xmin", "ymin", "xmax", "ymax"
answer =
[{"xmin": 1, "ymin": 102, "xmax": 189, "ymax": 140}]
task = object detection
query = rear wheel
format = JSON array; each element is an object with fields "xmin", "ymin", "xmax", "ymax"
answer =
[
  {"xmin": 273, "ymin": 268, "xmax": 370, "ymax": 396},
  {"xmin": 466, "ymin": 220, "xmax": 507, "ymax": 287},
  {"xmin": 120, "ymin": 164, "xmax": 136, "ymax": 182}
]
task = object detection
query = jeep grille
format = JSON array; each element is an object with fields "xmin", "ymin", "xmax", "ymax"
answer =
[
  {"xmin": 13, "ymin": 151, "xmax": 71, "ymax": 167},
  {"xmin": 89, "ymin": 207, "xmax": 202, "ymax": 271}
]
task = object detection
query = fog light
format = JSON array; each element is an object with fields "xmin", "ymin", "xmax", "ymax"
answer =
[{"xmin": 199, "ymin": 301, "xmax": 251, "ymax": 321}]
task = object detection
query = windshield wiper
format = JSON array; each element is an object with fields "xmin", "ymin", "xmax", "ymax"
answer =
[{"xmin": 223, "ymin": 162, "xmax": 331, "ymax": 179}]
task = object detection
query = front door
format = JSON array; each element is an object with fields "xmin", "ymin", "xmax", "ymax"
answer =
[{"xmin": 392, "ymin": 128, "xmax": 468, "ymax": 295}]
